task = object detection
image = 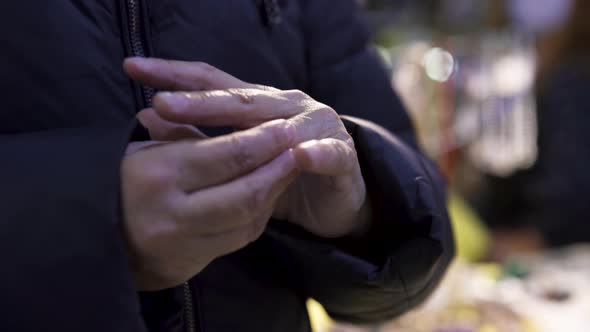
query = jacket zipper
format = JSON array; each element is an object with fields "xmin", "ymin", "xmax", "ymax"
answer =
[
  {"xmin": 183, "ymin": 282, "xmax": 198, "ymax": 332},
  {"xmin": 126, "ymin": 0, "xmax": 154, "ymax": 106},
  {"xmin": 124, "ymin": 1, "xmax": 200, "ymax": 331}
]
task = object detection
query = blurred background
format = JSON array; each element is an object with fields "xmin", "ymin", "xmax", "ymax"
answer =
[{"xmin": 309, "ymin": 0, "xmax": 590, "ymax": 331}]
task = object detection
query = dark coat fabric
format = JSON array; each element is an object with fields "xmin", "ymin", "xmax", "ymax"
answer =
[{"xmin": 0, "ymin": 1, "xmax": 454, "ymax": 331}]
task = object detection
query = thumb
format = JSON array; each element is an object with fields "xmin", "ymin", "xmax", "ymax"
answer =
[
  {"xmin": 137, "ymin": 108, "xmax": 207, "ymax": 141},
  {"xmin": 293, "ymin": 138, "xmax": 358, "ymax": 176}
]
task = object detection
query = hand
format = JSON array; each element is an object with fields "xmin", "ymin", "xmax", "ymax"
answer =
[
  {"xmin": 124, "ymin": 58, "xmax": 371, "ymax": 238},
  {"xmin": 121, "ymin": 119, "xmax": 298, "ymax": 291}
]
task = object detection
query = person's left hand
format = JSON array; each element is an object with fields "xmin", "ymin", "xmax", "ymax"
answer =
[{"xmin": 124, "ymin": 58, "xmax": 371, "ymax": 238}]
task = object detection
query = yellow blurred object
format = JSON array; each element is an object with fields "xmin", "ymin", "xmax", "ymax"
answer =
[
  {"xmin": 307, "ymin": 299, "xmax": 333, "ymax": 332},
  {"xmin": 523, "ymin": 319, "xmax": 540, "ymax": 332},
  {"xmin": 448, "ymin": 192, "xmax": 491, "ymax": 261},
  {"xmin": 475, "ymin": 263, "xmax": 503, "ymax": 280},
  {"xmin": 456, "ymin": 306, "xmax": 480, "ymax": 326},
  {"xmin": 478, "ymin": 324, "xmax": 499, "ymax": 332}
]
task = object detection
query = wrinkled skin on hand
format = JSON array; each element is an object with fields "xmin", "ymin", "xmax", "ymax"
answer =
[{"xmin": 125, "ymin": 57, "xmax": 372, "ymax": 239}]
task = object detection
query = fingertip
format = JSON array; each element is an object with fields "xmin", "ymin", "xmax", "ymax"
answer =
[
  {"xmin": 293, "ymin": 139, "xmax": 356, "ymax": 176},
  {"xmin": 281, "ymin": 148, "xmax": 298, "ymax": 169},
  {"xmin": 136, "ymin": 107, "xmax": 158, "ymax": 123},
  {"xmin": 297, "ymin": 140, "xmax": 321, "ymax": 150},
  {"xmin": 124, "ymin": 57, "xmax": 160, "ymax": 77},
  {"xmin": 152, "ymin": 91, "xmax": 172, "ymax": 104},
  {"xmin": 123, "ymin": 57, "xmax": 142, "ymax": 74},
  {"xmin": 152, "ymin": 92, "xmax": 182, "ymax": 118},
  {"xmin": 293, "ymin": 141, "xmax": 318, "ymax": 171},
  {"xmin": 265, "ymin": 149, "xmax": 299, "ymax": 182},
  {"xmin": 151, "ymin": 92, "xmax": 166, "ymax": 109}
]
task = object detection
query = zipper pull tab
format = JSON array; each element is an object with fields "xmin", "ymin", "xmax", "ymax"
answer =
[{"xmin": 263, "ymin": 0, "xmax": 282, "ymax": 26}]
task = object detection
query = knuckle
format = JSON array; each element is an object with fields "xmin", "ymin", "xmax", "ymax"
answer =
[
  {"xmin": 341, "ymin": 140, "xmax": 357, "ymax": 160},
  {"xmin": 266, "ymin": 120, "xmax": 292, "ymax": 147},
  {"xmin": 139, "ymin": 163, "xmax": 176, "ymax": 190},
  {"xmin": 254, "ymin": 84, "xmax": 278, "ymax": 92},
  {"xmin": 336, "ymin": 131, "xmax": 356, "ymax": 148},
  {"xmin": 186, "ymin": 91, "xmax": 210, "ymax": 108},
  {"xmin": 317, "ymin": 105, "xmax": 339, "ymax": 119},
  {"xmin": 228, "ymin": 135, "xmax": 256, "ymax": 172},
  {"xmin": 345, "ymin": 137, "xmax": 356, "ymax": 150},
  {"xmin": 122, "ymin": 156, "xmax": 178, "ymax": 211},
  {"xmin": 134, "ymin": 220, "xmax": 178, "ymax": 255},
  {"xmin": 316, "ymin": 107, "xmax": 345, "ymax": 137},
  {"xmin": 285, "ymin": 89, "xmax": 308, "ymax": 101},
  {"xmin": 188, "ymin": 91, "xmax": 208, "ymax": 104},
  {"xmin": 227, "ymin": 88, "xmax": 255, "ymax": 106},
  {"xmin": 194, "ymin": 61, "xmax": 217, "ymax": 73},
  {"xmin": 163, "ymin": 60, "xmax": 184, "ymax": 90},
  {"xmin": 192, "ymin": 62, "xmax": 218, "ymax": 88}
]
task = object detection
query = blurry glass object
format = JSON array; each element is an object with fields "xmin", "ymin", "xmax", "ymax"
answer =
[
  {"xmin": 463, "ymin": 34, "xmax": 538, "ymax": 177},
  {"xmin": 422, "ymin": 47, "xmax": 455, "ymax": 82},
  {"xmin": 390, "ymin": 33, "xmax": 538, "ymax": 178}
]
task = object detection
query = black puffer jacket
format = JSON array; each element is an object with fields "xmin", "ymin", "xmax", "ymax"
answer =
[{"xmin": 0, "ymin": 1, "xmax": 453, "ymax": 331}]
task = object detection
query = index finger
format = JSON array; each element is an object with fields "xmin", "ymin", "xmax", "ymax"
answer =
[
  {"xmin": 174, "ymin": 119, "xmax": 296, "ymax": 191},
  {"xmin": 124, "ymin": 57, "xmax": 253, "ymax": 91}
]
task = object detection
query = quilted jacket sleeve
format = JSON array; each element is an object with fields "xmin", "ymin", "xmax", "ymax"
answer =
[{"xmin": 264, "ymin": 0, "xmax": 455, "ymax": 324}]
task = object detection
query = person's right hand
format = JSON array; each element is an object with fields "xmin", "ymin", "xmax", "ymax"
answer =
[{"xmin": 121, "ymin": 118, "xmax": 298, "ymax": 291}]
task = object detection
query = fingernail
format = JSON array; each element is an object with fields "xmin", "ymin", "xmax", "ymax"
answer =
[
  {"xmin": 291, "ymin": 146, "xmax": 310, "ymax": 171},
  {"xmin": 276, "ymin": 148, "xmax": 294, "ymax": 163},
  {"xmin": 156, "ymin": 91, "xmax": 173, "ymax": 98},
  {"xmin": 266, "ymin": 119, "xmax": 296, "ymax": 146},
  {"xmin": 297, "ymin": 140, "xmax": 320, "ymax": 150}
]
